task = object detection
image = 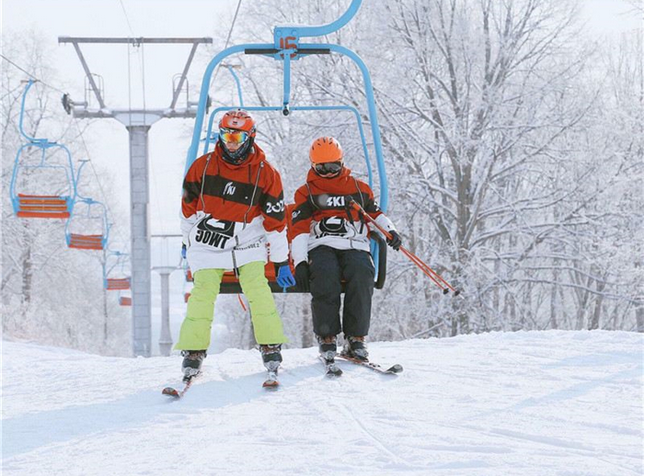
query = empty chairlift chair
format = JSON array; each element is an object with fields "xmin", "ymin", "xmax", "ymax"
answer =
[
  {"xmin": 10, "ymin": 80, "xmax": 76, "ymax": 219},
  {"xmin": 103, "ymin": 251, "xmax": 131, "ymax": 291},
  {"xmin": 65, "ymin": 198, "xmax": 110, "ymax": 250}
]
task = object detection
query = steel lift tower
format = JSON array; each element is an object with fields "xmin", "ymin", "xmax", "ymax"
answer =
[{"xmin": 60, "ymin": 37, "xmax": 212, "ymax": 357}]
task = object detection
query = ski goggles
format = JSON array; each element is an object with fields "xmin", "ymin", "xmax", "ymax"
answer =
[
  {"xmin": 219, "ymin": 128, "xmax": 249, "ymax": 145},
  {"xmin": 313, "ymin": 161, "xmax": 343, "ymax": 176}
]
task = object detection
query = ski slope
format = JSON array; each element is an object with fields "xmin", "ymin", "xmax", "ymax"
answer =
[{"xmin": 2, "ymin": 331, "xmax": 643, "ymax": 476}]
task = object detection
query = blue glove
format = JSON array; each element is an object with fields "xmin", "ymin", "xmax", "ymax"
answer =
[
  {"xmin": 275, "ymin": 263, "xmax": 296, "ymax": 290},
  {"xmin": 181, "ymin": 244, "xmax": 187, "ymax": 260}
]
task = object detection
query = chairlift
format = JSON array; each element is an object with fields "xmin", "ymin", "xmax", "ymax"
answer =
[
  {"xmin": 119, "ymin": 294, "xmax": 132, "ymax": 306},
  {"xmin": 183, "ymin": 0, "xmax": 389, "ymax": 294},
  {"xmin": 103, "ymin": 251, "xmax": 131, "ymax": 291},
  {"xmin": 10, "ymin": 80, "xmax": 77, "ymax": 219},
  {"xmin": 65, "ymin": 161, "xmax": 110, "ymax": 250}
]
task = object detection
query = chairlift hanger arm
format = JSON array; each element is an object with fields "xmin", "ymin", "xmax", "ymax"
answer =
[{"xmin": 273, "ymin": 0, "xmax": 362, "ymax": 41}]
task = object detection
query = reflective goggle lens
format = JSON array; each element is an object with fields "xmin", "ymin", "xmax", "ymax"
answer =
[
  {"xmin": 314, "ymin": 162, "xmax": 343, "ymax": 175},
  {"xmin": 220, "ymin": 128, "xmax": 249, "ymax": 144}
]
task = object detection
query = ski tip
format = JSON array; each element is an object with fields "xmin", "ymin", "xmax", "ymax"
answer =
[
  {"xmin": 162, "ymin": 387, "xmax": 181, "ymax": 398},
  {"xmin": 388, "ymin": 364, "xmax": 404, "ymax": 374}
]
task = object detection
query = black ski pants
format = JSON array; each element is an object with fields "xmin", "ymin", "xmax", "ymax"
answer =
[{"xmin": 309, "ymin": 246, "xmax": 375, "ymax": 338}]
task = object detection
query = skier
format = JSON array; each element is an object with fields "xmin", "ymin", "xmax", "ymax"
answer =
[
  {"xmin": 290, "ymin": 136, "xmax": 402, "ymax": 362},
  {"xmin": 176, "ymin": 109, "xmax": 295, "ymax": 383}
]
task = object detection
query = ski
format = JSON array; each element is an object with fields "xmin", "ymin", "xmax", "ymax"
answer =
[
  {"xmin": 162, "ymin": 376, "xmax": 196, "ymax": 399},
  {"xmin": 319, "ymin": 356, "xmax": 343, "ymax": 377},
  {"xmin": 262, "ymin": 370, "xmax": 280, "ymax": 389},
  {"xmin": 337, "ymin": 354, "xmax": 403, "ymax": 375}
]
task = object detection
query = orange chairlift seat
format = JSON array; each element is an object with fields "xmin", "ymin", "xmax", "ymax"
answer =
[
  {"xmin": 103, "ymin": 251, "xmax": 131, "ymax": 291},
  {"xmin": 10, "ymin": 80, "xmax": 76, "ymax": 219}
]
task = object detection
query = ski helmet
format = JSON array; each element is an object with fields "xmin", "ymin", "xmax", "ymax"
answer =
[
  {"xmin": 218, "ymin": 109, "xmax": 257, "ymax": 165},
  {"xmin": 310, "ymin": 137, "xmax": 344, "ymax": 177}
]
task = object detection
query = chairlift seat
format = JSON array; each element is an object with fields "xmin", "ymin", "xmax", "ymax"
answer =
[
  {"xmin": 15, "ymin": 194, "xmax": 72, "ymax": 219},
  {"xmin": 68, "ymin": 233, "xmax": 106, "ymax": 250},
  {"xmin": 106, "ymin": 277, "xmax": 131, "ymax": 291}
]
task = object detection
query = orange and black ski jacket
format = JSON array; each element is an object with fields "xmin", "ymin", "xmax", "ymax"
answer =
[
  {"xmin": 290, "ymin": 167, "xmax": 396, "ymax": 265},
  {"xmin": 181, "ymin": 143, "xmax": 288, "ymax": 271}
]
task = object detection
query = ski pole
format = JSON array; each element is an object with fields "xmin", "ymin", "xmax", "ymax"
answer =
[{"xmin": 347, "ymin": 198, "xmax": 460, "ymax": 296}]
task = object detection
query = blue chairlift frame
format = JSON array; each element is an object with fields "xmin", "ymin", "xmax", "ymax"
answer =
[
  {"xmin": 10, "ymin": 80, "xmax": 77, "ymax": 219},
  {"xmin": 183, "ymin": 0, "xmax": 389, "ymax": 291},
  {"xmin": 65, "ymin": 161, "xmax": 110, "ymax": 250},
  {"xmin": 103, "ymin": 250, "xmax": 131, "ymax": 291}
]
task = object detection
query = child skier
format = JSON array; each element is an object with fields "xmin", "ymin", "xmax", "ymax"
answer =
[
  {"xmin": 176, "ymin": 109, "xmax": 295, "ymax": 382},
  {"xmin": 290, "ymin": 136, "xmax": 402, "ymax": 362}
]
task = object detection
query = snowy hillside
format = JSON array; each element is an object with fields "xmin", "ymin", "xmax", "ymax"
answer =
[{"xmin": 2, "ymin": 331, "xmax": 643, "ymax": 476}]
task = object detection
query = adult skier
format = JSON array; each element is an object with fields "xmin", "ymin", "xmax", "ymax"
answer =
[
  {"xmin": 290, "ymin": 136, "xmax": 402, "ymax": 362},
  {"xmin": 176, "ymin": 109, "xmax": 295, "ymax": 383}
]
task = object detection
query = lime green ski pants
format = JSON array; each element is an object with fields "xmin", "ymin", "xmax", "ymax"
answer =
[{"xmin": 174, "ymin": 261, "xmax": 289, "ymax": 351}]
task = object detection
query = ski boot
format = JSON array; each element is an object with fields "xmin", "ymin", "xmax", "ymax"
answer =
[
  {"xmin": 181, "ymin": 350, "xmax": 206, "ymax": 382},
  {"xmin": 317, "ymin": 335, "xmax": 338, "ymax": 361},
  {"xmin": 260, "ymin": 344, "xmax": 282, "ymax": 388},
  {"xmin": 317, "ymin": 334, "xmax": 342, "ymax": 377},
  {"xmin": 260, "ymin": 344, "xmax": 283, "ymax": 372},
  {"xmin": 343, "ymin": 336, "xmax": 369, "ymax": 361}
]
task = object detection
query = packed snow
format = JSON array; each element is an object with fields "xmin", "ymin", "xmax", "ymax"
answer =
[{"xmin": 2, "ymin": 330, "xmax": 643, "ymax": 476}]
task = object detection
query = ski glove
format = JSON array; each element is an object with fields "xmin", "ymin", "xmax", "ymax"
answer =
[
  {"xmin": 387, "ymin": 231, "xmax": 402, "ymax": 251},
  {"xmin": 294, "ymin": 262, "xmax": 310, "ymax": 292},
  {"xmin": 181, "ymin": 244, "xmax": 187, "ymax": 260},
  {"xmin": 275, "ymin": 262, "xmax": 296, "ymax": 290}
]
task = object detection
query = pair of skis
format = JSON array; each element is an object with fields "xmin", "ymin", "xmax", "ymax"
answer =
[
  {"xmin": 323, "ymin": 354, "xmax": 403, "ymax": 377},
  {"xmin": 162, "ymin": 368, "xmax": 280, "ymax": 400},
  {"xmin": 163, "ymin": 355, "xmax": 403, "ymax": 399}
]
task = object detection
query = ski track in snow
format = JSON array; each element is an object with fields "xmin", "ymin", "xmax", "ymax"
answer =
[{"xmin": 2, "ymin": 330, "xmax": 643, "ymax": 476}]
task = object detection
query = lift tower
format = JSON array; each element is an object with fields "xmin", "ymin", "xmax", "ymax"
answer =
[{"xmin": 60, "ymin": 37, "xmax": 212, "ymax": 357}]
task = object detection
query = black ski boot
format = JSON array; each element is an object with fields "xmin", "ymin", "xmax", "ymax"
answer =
[
  {"xmin": 181, "ymin": 350, "xmax": 206, "ymax": 382},
  {"xmin": 260, "ymin": 344, "xmax": 283, "ymax": 372},
  {"xmin": 317, "ymin": 335, "xmax": 338, "ymax": 361},
  {"xmin": 343, "ymin": 336, "xmax": 369, "ymax": 361}
]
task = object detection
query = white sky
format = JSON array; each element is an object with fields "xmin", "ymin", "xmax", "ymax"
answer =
[{"xmin": 2, "ymin": 0, "xmax": 643, "ymax": 245}]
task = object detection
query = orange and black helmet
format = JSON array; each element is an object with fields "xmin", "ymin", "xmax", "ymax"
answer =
[
  {"xmin": 309, "ymin": 136, "xmax": 343, "ymax": 164},
  {"xmin": 218, "ymin": 109, "xmax": 257, "ymax": 164},
  {"xmin": 310, "ymin": 137, "xmax": 344, "ymax": 177}
]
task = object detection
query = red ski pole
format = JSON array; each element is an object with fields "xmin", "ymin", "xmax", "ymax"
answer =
[{"xmin": 347, "ymin": 199, "xmax": 460, "ymax": 296}]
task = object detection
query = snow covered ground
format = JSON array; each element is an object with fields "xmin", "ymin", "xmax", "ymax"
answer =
[{"xmin": 2, "ymin": 331, "xmax": 643, "ymax": 476}]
